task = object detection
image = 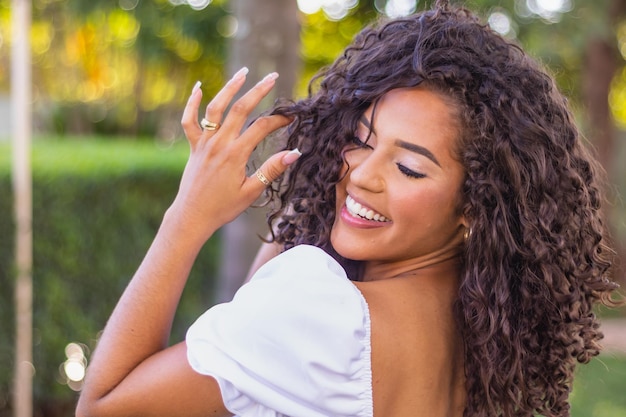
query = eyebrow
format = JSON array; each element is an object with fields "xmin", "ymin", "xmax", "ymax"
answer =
[
  {"xmin": 359, "ymin": 115, "xmax": 441, "ymax": 167},
  {"xmin": 360, "ymin": 115, "xmax": 375, "ymax": 133},
  {"xmin": 394, "ymin": 139, "xmax": 441, "ymax": 167}
]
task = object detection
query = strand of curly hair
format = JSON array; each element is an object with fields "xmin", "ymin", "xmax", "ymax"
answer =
[{"xmin": 266, "ymin": 1, "xmax": 621, "ymax": 415}]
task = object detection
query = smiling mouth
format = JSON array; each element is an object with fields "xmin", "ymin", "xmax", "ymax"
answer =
[{"xmin": 346, "ymin": 195, "xmax": 390, "ymax": 222}]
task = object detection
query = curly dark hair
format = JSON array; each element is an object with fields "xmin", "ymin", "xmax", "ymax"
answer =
[{"xmin": 266, "ymin": 0, "xmax": 620, "ymax": 415}]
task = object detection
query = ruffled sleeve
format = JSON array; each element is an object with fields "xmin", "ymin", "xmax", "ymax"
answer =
[{"xmin": 186, "ymin": 245, "xmax": 373, "ymax": 417}]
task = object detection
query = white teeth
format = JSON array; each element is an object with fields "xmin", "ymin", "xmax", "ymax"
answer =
[{"xmin": 346, "ymin": 196, "xmax": 389, "ymax": 222}]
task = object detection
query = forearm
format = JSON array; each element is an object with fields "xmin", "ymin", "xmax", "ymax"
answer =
[
  {"xmin": 76, "ymin": 69, "xmax": 298, "ymax": 417},
  {"xmin": 79, "ymin": 209, "xmax": 216, "ymax": 403}
]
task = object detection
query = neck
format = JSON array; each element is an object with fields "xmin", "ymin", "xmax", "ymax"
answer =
[{"xmin": 361, "ymin": 246, "xmax": 463, "ymax": 283}]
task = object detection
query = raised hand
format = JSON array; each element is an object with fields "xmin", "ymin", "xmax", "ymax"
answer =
[
  {"xmin": 76, "ymin": 70, "xmax": 301, "ymax": 417},
  {"xmin": 171, "ymin": 68, "xmax": 300, "ymax": 242}
]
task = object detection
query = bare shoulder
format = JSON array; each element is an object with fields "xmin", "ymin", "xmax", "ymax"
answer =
[
  {"xmin": 353, "ymin": 278, "xmax": 466, "ymax": 417},
  {"xmin": 245, "ymin": 240, "xmax": 283, "ymax": 282}
]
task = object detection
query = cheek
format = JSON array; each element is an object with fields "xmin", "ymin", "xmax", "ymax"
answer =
[
  {"xmin": 336, "ymin": 149, "xmax": 359, "ymax": 192},
  {"xmin": 334, "ymin": 179, "xmax": 348, "ymax": 217},
  {"xmin": 336, "ymin": 149, "xmax": 351, "ymax": 183},
  {"xmin": 339, "ymin": 159, "xmax": 350, "ymax": 181},
  {"xmin": 391, "ymin": 188, "xmax": 459, "ymax": 225}
]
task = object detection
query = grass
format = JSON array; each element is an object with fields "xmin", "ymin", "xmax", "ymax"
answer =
[
  {"xmin": 0, "ymin": 135, "xmax": 189, "ymax": 176},
  {"xmin": 571, "ymin": 353, "xmax": 626, "ymax": 417},
  {"xmin": 2, "ymin": 135, "xmax": 625, "ymax": 415}
]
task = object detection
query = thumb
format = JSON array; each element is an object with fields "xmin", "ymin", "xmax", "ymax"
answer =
[{"xmin": 248, "ymin": 148, "xmax": 302, "ymax": 191}]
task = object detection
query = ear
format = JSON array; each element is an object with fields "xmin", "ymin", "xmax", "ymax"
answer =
[
  {"xmin": 460, "ymin": 214, "xmax": 469, "ymax": 229},
  {"xmin": 458, "ymin": 209, "xmax": 470, "ymax": 231},
  {"xmin": 458, "ymin": 214, "xmax": 472, "ymax": 242}
]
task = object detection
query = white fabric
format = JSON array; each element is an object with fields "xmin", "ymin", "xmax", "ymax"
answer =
[{"xmin": 186, "ymin": 244, "xmax": 373, "ymax": 417}]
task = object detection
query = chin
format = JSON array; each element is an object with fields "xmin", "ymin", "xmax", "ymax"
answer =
[
  {"xmin": 329, "ymin": 236, "xmax": 368, "ymax": 262},
  {"xmin": 329, "ymin": 232, "xmax": 349, "ymax": 259}
]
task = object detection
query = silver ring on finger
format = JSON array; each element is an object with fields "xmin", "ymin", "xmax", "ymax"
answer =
[
  {"xmin": 255, "ymin": 169, "xmax": 272, "ymax": 187},
  {"xmin": 201, "ymin": 118, "xmax": 220, "ymax": 131}
]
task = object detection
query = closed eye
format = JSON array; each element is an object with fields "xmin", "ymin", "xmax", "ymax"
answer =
[
  {"xmin": 397, "ymin": 163, "xmax": 426, "ymax": 179},
  {"xmin": 351, "ymin": 136, "xmax": 373, "ymax": 150}
]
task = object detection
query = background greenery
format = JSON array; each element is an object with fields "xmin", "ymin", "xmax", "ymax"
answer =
[
  {"xmin": 0, "ymin": 137, "xmax": 624, "ymax": 416},
  {"xmin": 2, "ymin": 0, "xmax": 626, "ymax": 415},
  {"xmin": 0, "ymin": 138, "xmax": 222, "ymax": 413},
  {"xmin": 571, "ymin": 354, "xmax": 626, "ymax": 417}
]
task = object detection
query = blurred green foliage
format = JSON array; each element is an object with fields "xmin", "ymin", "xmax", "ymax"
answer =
[
  {"xmin": 0, "ymin": 137, "xmax": 623, "ymax": 415},
  {"xmin": 571, "ymin": 354, "xmax": 626, "ymax": 416},
  {"xmin": 2, "ymin": 0, "xmax": 623, "ymax": 137},
  {"xmin": 294, "ymin": 0, "xmax": 626, "ymax": 146},
  {"xmin": 1, "ymin": 0, "xmax": 625, "ymax": 415},
  {"xmin": 0, "ymin": 0, "xmax": 230, "ymax": 137},
  {"xmin": 0, "ymin": 138, "xmax": 221, "ymax": 411}
]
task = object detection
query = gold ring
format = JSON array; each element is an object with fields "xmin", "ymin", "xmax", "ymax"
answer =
[
  {"xmin": 201, "ymin": 118, "xmax": 220, "ymax": 131},
  {"xmin": 255, "ymin": 169, "xmax": 271, "ymax": 186}
]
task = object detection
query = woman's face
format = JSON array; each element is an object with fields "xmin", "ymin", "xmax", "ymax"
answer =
[{"xmin": 331, "ymin": 87, "xmax": 467, "ymax": 267}]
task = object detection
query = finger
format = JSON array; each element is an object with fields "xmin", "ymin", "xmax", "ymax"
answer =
[
  {"xmin": 203, "ymin": 67, "xmax": 250, "ymax": 129},
  {"xmin": 236, "ymin": 114, "xmax": 293, "ymax": 155},
  {"xmin": 181, "ymin": 81, "xmax": 204, "ymax": 145},
  {"xmin": 218, "ymin": 72, "xmax": 280, "ymax": 137},
  {"xmin": 244, "ymin": 148, "xmax": 302, "ymax": 195}
]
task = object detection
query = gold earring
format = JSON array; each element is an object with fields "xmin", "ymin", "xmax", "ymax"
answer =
[{"xmin": 464, "ymin": 227, "xmax": 472, "ymax": 241}]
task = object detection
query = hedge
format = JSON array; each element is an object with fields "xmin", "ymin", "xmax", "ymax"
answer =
[
  {"xmin": 2, "ymin": 137, "xmax": 623, "ymax": 417},
  {"xmin": 0, "ymin": 137, "xmax": 220, "ymax": 415}
]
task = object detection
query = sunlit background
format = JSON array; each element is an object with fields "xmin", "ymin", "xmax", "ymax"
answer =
[
  {"xmin": 58, "ymin": 343, "xmax": 88, "ymax": 392},
  {"xmin": 0, "ymin": 0, "xmax": 625, "ymax": 414},
  {"xmin": 2, "ymin": 0, "xmax": 625, "ymax": 140}
]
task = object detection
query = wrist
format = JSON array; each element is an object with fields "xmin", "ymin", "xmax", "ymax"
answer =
[{"xmin": 160, "ymin": 204, "xmax": 219, "ymax": 250}]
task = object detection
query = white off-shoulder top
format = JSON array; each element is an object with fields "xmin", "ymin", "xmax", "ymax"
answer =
[{"xmin": 186, "ymin": 244, "xmax": 373, "ymax": 417}]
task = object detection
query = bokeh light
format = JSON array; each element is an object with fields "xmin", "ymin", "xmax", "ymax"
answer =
[
  {"xmin": 187, "ymin": 0, "xmax": 213, "ymax": 11},
  {"xmin": 381, "ymin": 0, "xmax": 418, "ymax": 18},
  {"xmin": 297, "ymin": 0, "xmax": 359, "ymax": 21},
  {"xmin": 119, "ymin": 0, "xmax": 139, "ymax": 11},
  {"xmin": 168, "ymin": 0, "xmax": 213, "ymax": 9},
  {"xmin": 520, "ymin": 0, "xmax": 573, "ymax": 23},
  {"xmin": 59, "ymin": 342, "xmax": 88, "ymax": 392},
  {"xmin": 217, "ymin": 15, "xmax": 238, "ymax": 38},
  {"xmin": 488, "ymin": 10, "xmax": 516, "ymax": 38},
  {"xmin": 297, "ymin": 0, "xmax": 323, "ymax": 14}
]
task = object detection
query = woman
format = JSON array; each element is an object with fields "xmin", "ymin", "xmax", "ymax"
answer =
[{"xmin": 76, "ymin": 1, "xmax": 620, "ymax": 416}]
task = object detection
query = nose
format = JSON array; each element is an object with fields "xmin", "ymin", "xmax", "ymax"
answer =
[{"xmin": 345, "ymin": 149, "xmax": 385, "ymax": 193}]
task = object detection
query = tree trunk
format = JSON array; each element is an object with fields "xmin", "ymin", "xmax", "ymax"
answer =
[
  {"xmin": 582, "ymin": 0, "xmax": 626, "ymax": 284},
  {"xmin": 215, "ymin": 0, "xmax": 300, "ymax": 302},
  {"xmin": 11, "ymin": 0, "xmax": 33, "ymax": 416}
]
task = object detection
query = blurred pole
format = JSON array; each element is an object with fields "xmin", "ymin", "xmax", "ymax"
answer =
[
  {"xmin": 11, "ymin": 0, "xmax": 33, "ymax": 416},
  {"xmin": 215, "ymin": 0, "xmax": 300, "ymax": 302}
]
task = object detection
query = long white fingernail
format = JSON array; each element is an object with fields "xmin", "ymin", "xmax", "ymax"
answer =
[
  {"xmin": 233, "ymin": 67, "xmax": 249, "ymax": 81},
  {"xmin": 282, "ymin": 148, "xmax": 302, "ymax": 165},
  {"xmin": 192, "ymin": 80, "xmax": 202, "ymax": 93},
  {"xmin": 262, "ymin": 72, "xmax": 279, "ymax": 84}
]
